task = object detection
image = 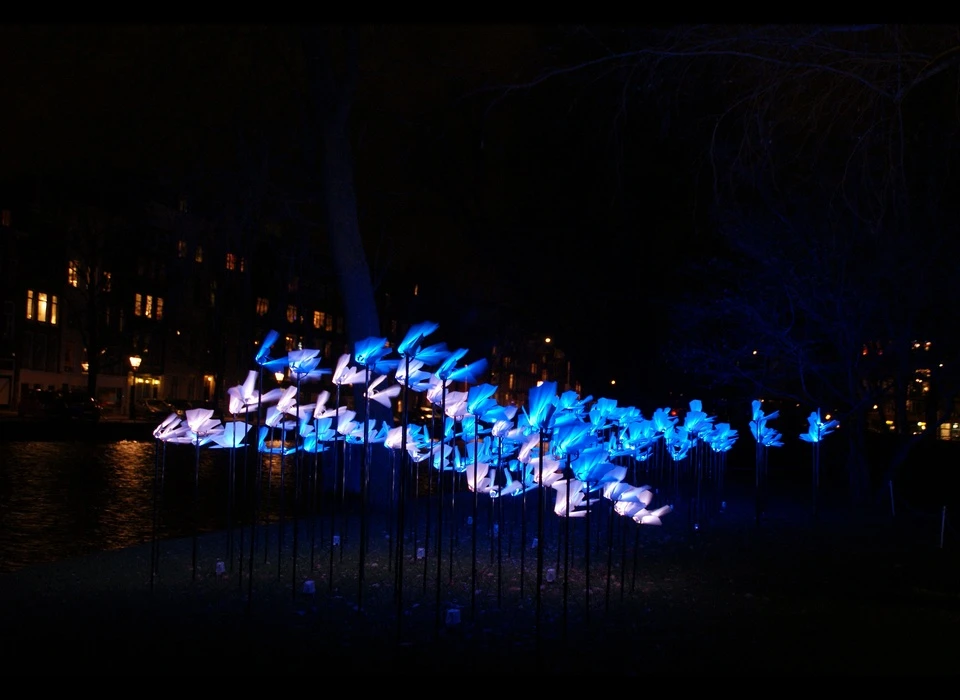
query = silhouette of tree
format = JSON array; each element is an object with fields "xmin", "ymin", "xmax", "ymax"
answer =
[
  {"xmin": 59, "ymin": 199, "xmax": 132, "ymax": 399},
  {"xmin": 474, "ymin": 25, "xmax": 960, "ymax": 501}
]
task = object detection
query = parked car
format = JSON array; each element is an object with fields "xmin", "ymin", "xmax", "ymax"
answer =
[
  {"xmin": 61, "ymin": 391, "xmax": 103, "ymax": 422},
  {"xmin": 135, "ymin": 397, "xmax": 175, "ymax": 419},
  {"xmin": 167, "ymin": 398, "xmax": 197, "ymax": 418},
  {"xmin": 18, "ymin": 389, "xmax": 68, "ymax": 420},
  {"xmin": 171, "ymin": 399, "xmax": 224, "ymax": 421},
  {"xmin": 18, "ymin": 389, "xmax": 101, "ymax": 422}
]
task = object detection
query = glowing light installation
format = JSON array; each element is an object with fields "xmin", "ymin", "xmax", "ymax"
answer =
[
  {"xmin": 520, "ymin": 380, "xmax": 558, "ymax": 638},
  {"xmin": 800, "ymin": 408, "xmax": 839, "ymax": 516},
  {"xmin": 150, "ymin": 412, "xmax": 186, "ymax": 590},
  {"xmin": 681, "ymin": 399, "xmax": 716, "ymax": 531},
  {"xmin": 328, "ymin": 351, "xmax": 365, "ymax": 581},
  {"xmin": 702, "ymin": 421, "xmax": 738, "ymax": 514},
  {"xmin": 429, "ymin": 346, "xmax": 487, "ymax": 632},
  {"xmin": 392, "ymin": 321, "xmax": 449, "ymax": 633},
  {"xmin": 464, "ymin": 381, "xmax": 505, "ymax": 617},
  {"xmin": 146, "ymin": 319, "xmax": 693, "ymax": 639},
  {"xmin": 353, "ymin": 335, "xmax": 399, "ymax": 612},
  {"xmin": 251, "ymin": 330, "xmax": 286, "ymax": 600},
  {"xmin": 749, "ymin": 399, "xmax": 783, "ymax": 526},
  {"xmin": 178, "ymin": 407, "xmax": 226, "ymax": 580},
  {"xmin": 210, "ymin": 419, "xmax": 252, "ymax": 573},
  {"xmin": 281, "ymin": 348, "xmax": 330, "ymax": 597}
]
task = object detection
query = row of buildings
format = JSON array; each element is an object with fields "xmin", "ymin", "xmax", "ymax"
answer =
[{"xmin": 0, "ymin": 175, "xmax": 581, "ymax": 421}]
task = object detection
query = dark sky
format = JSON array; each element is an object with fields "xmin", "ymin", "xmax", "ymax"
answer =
[{"xmin": 1, "ymin": 25, "xmax": 690, "ymax": 401}]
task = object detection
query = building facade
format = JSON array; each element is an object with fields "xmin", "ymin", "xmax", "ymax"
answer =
[{"xmin": 1, "ymin": 177, "xmax": 580, "ymax": 421}]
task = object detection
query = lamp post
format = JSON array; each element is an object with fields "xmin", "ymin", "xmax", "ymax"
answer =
[{"xmin": 129, "ymin": 355, "xmax": 142, "ymax": 420}]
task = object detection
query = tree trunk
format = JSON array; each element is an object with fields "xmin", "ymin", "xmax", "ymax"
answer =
[
  {"xmin": 321, "ymin": 121, "xmax": 379, "ymax": 344},
  {"xmin": 305, "ymin": 25, "xmax": 389, "ymax": 502}
]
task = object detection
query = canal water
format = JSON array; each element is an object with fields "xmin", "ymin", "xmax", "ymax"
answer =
[
  {"xmin": 0, "ymin": 435, "xmax": 790, "ymax": 576},
  {"xmin": 0, "ymin": 439, "xmax": 329, "ymax": 574}
]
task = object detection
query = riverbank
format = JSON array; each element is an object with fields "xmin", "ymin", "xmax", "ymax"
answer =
[
  {"xmin": 0, "ymin": 412, "xmax": 158, "ymax": 442},
  {"xmin": 1, "ymin": 478, "xmax": 957, "ymax": 676}
]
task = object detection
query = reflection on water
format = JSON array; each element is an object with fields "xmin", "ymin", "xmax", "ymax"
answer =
[{"xmin": 0, "ymin": 440, "xmax": 332, "ymax": 574}]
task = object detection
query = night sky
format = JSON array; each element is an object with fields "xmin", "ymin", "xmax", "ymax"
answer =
[{"xmin": 0, "ymin": 25, "xmax": 743, "ymax": 401}]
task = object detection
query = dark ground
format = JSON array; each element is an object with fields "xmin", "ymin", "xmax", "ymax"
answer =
[{"xmin": 1, "ymin": 470, "xmax": 958, "ymax": 676}]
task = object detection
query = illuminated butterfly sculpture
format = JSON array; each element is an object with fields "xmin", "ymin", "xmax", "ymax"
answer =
[
  {"xmin": 749, "ymin": 399, "xmax": 783, "ymax": 524},
  {"xmin": 144, "ymin": 319, "xmax": 698, "ymax": 638},
  {"xmin": 800, "ymin": 408, "xmax": 839, "ymax": 515}
]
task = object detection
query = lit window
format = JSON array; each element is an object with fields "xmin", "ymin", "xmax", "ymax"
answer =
[
  {"xmin": 27, "ymin": 291, "xmax": 58, "ymax": 325},
  {"xmin": 284, "ymin": 334, "xmax": 296, "ymax": 351},
  {"xmin": 102, "ymin": 271, "xmax": 111, "ymax": 292},
  {"xmin": 239, "ymin": 257, "xmax": 246, "ymax": 272},
  {"xmin": 177, "ymin": 240, "xmax": 187, "ymax": 258},
  {"xmin": 256, "ymin": 298, "xmax": 269, "ymax": 316},
  {"xmin": 68, "ymin": 260, "xmax": 79, "ymax": 287},
  {"xmin": 225, "ymin": 252, "xmax": 236, "ymax": 271},
  {"xmin": 145, "ymin": 295, "xmax": 153, "ymax": 318},
  {"xmin": 134, "ymin": 293, "xmax": 143, "ymax": 316},
  {"xmin": 313, "ymin": 310, "xmax": 322, "ymax": 329},
  {"xmin": 508, "ymin": 374, "xmax": 515, "ymax": 390},
  {"xmin": 195, "ymin": 245, "xmax": 203, "ymax": 263},
  {"xmin": 530, "ymin": 363, "xmax": 537, "ymax": 374},
  {"xmin": 155, "ymin": 297, "xmax": 163, "ymax": 321},
  {"xmin": 325, "ymin": 314, "xmax": 333, "ymax": 332},
  {"xmin": 286, "ymin": 304, "xmax": 297, "ymax": 323}
]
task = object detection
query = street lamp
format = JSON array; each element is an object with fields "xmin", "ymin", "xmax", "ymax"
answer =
[{"xmin": 129, "ymin": 355, "xmax": 142, "ymax": 419}]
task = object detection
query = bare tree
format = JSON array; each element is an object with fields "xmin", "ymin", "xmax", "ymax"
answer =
[
  {"xmin": 62, "ymin": 204, "xmax": 128, "ymax": 397},
  {"xmin": 475, "ymin": 24, "xmax": 960, "ymax": 501}
]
